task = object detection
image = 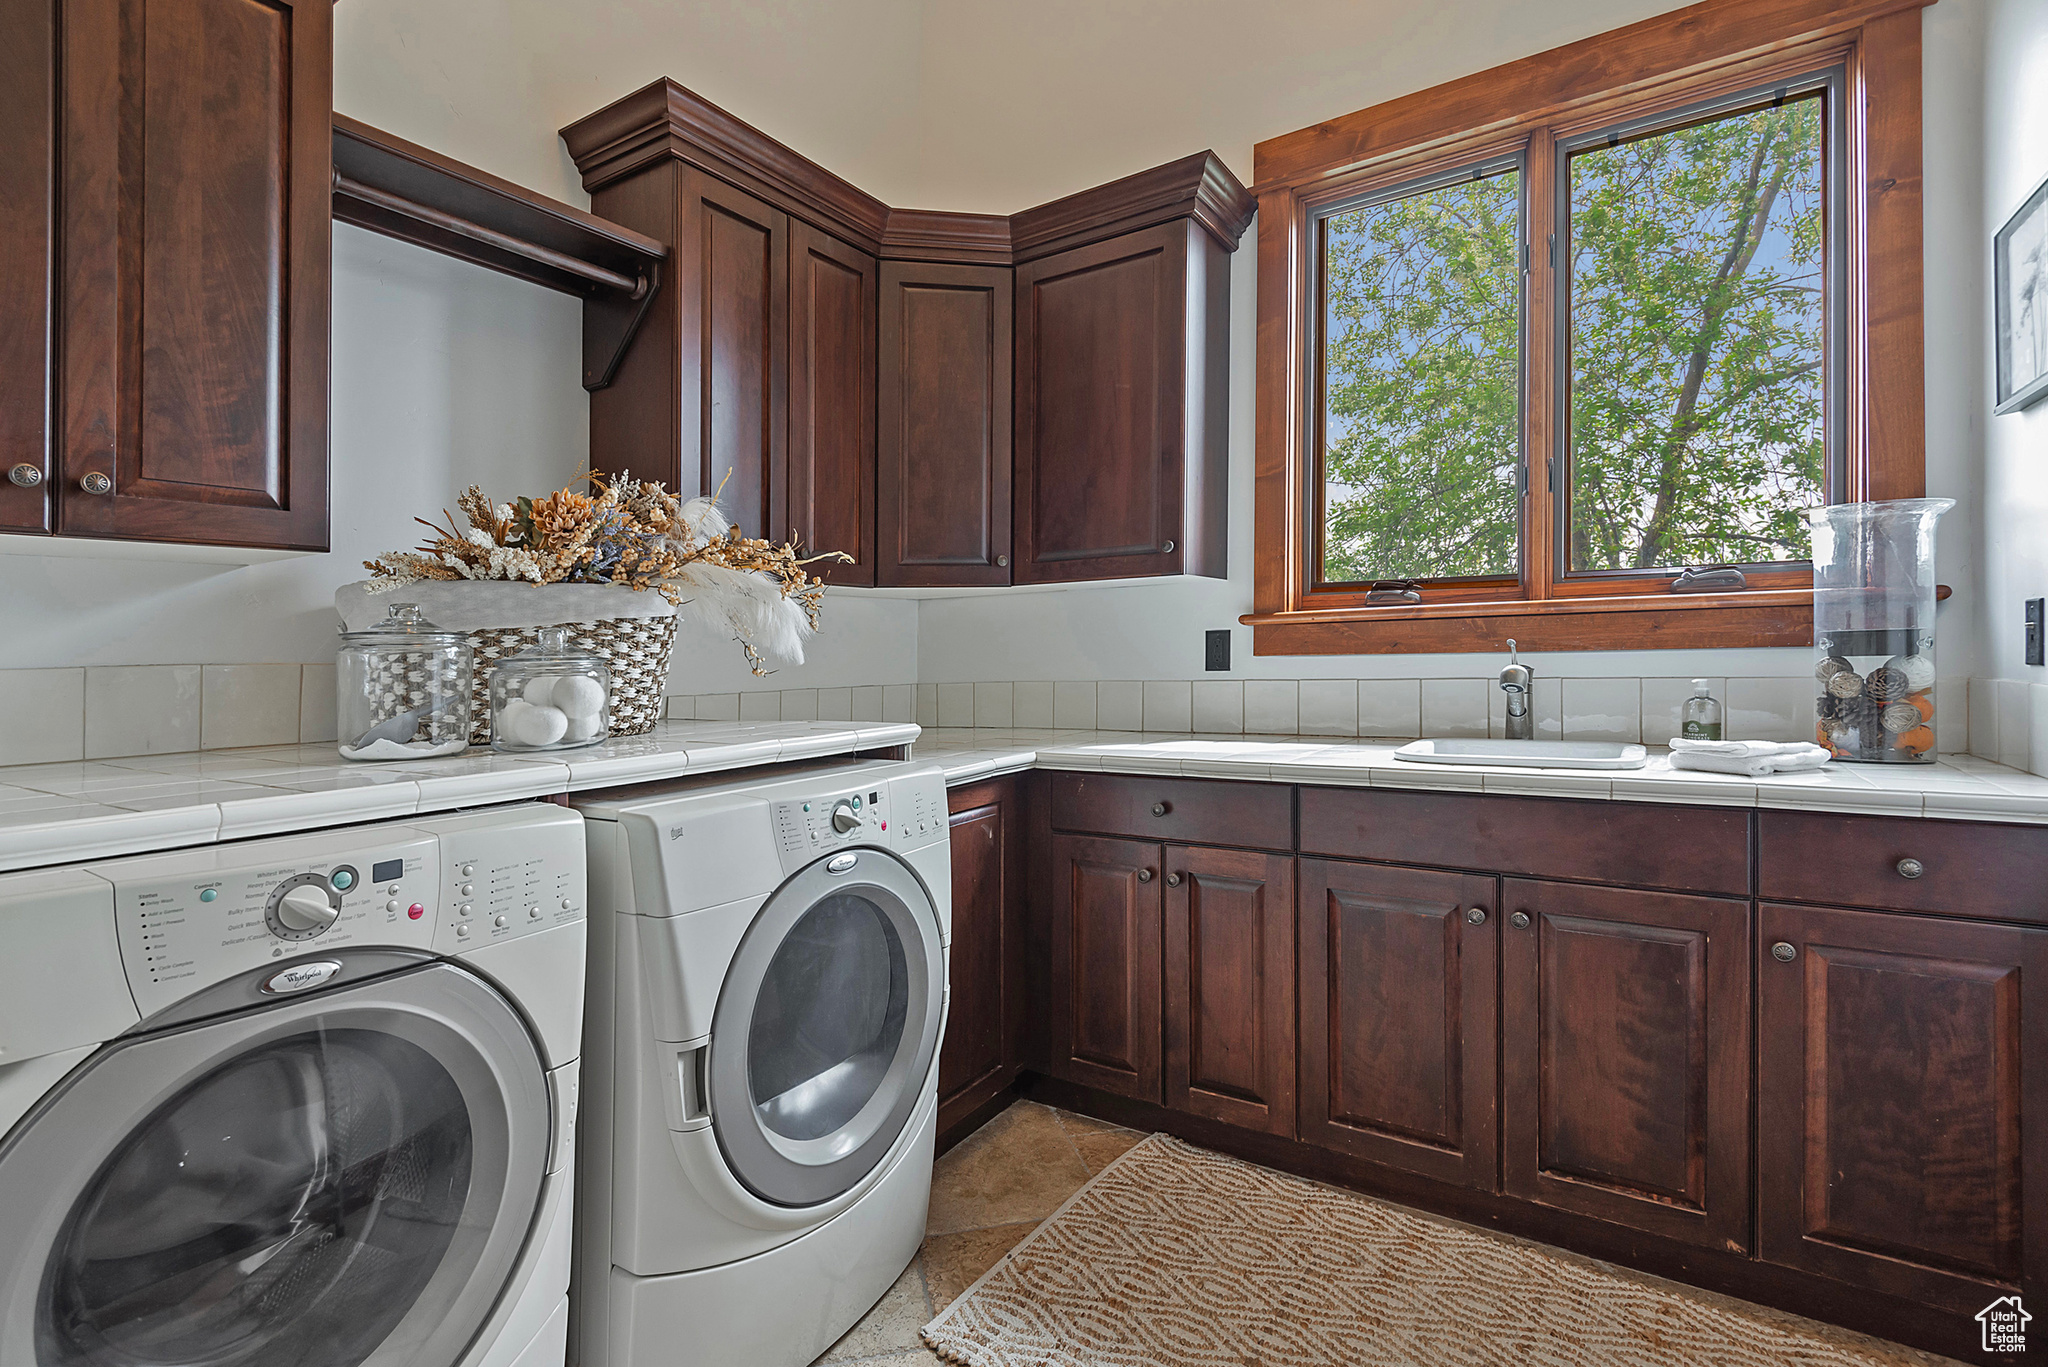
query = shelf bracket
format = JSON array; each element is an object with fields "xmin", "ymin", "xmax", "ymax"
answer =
[{"xmin": 583, "ymin": 259, "xmax": 662, "ymax": 391}]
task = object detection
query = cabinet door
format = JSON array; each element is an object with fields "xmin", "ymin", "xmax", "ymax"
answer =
[
  {"xmin": 1759, "ymin": 903, "xmax": 2048, "ymax": 1312},
  {"xmin": 786, "ymin": 221, "xmax": 874, "ymax": 583},
  {"xmin": 0, "ymin": 0, "xmax": 53, "ymax": 534},
  {"xmin": 58, "ymin": 0, "xmax": 331, "ymax": 549},
  {"xmin": 876, "ymin": 261, "xmax": 1012, "ymax": 586},
  {"xmin": 937, "ymin": 777, "xmax": 1024, "ymax": 1135},
  {"xmin": 1047, "ymin": 834, "xmax": 1162, "ymax": 1102},
  {"xmin": 1163, "ymin": 846, "xmax": 1294, "ymax": 1135},
  {"xmin": 1298, "ymin": 860, "xmax": 1499, "ymax": 1188},
  {"xmin": 1501, "ymin": 879, "xmax": 1750, "ymax": 1251},
  {"xmin": 1013, "ymin": 219, "xmax": 1227, "ymax": 583}
]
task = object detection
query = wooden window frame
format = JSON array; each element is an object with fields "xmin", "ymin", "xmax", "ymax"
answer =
[{"xmin": 1245, "ymin": 0, "xmax": 1931, "ymax": 656}]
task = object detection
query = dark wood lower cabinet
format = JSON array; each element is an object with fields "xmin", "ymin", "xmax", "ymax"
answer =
[
  {"xmin": 1758, "ymin": 902, "xmax": 2048, "ymax": 1315},
  {"xmin": 1501, "ymin": 878, "xmax": 1750, "ymax": 1253},
  {"xmin": 1297, "ymin": 859, "xmax": 1499, "ymax": 1189},
  {"xmin": 937, "ymin": 776, "xmax": 1025, "ymax": 1138},
  {"xmin": 1046, "ymin": 833, "xmax": 1162, "ymax": 1102},
  {"xmin": 1163, "ymin": 846, "xmax": 1293, "ymax": 1135}
]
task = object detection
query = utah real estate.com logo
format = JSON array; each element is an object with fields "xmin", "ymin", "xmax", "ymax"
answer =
[{"xmin": 1979, "ymin": 1296, "xmax": 2031, "ymax": 1354}]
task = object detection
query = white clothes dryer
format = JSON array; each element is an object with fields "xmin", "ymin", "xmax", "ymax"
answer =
[
  {"xmin": 572, "ymin": 759, "xmax": 951, "ymax": 1367},
  {"xmin": 0, "ymin": 802, "xmax": 587, "ymax": 1367}
]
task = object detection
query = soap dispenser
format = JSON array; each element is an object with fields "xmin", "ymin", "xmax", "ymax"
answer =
[{"xmin": 1681, "ymin": 679, "xmax": 1723, "ymax": 741}]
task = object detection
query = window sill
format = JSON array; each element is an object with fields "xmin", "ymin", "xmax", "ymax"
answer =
[{"xmin": 1239, "ymin": 590, "xmax": 1813, "ymax": 655}]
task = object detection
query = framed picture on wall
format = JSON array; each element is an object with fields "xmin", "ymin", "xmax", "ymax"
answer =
[{"xmin": 1996, "ymin": 174, "xmax": 2048, "ymax": 414}]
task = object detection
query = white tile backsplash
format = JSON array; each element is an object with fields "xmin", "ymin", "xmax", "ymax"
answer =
[
  {"xmin": 1191, "ymin": 680, "xmax": 1244, "ymax": 734},
  {"xmin": 1358, "ymin": 679, "xmax": 1422, "ymax": 738},
  {"xmin": 298, "ymin": 665, "xmax": 337, "ymax": 745},
  {"xmin": 1053, "ymin": 681, "xmax": 1096, "ymax": 730},
  {"xmin": 84, "ymin": 665, "xmax": 202, "ymax": 759},
  {"xmin": 817, "ymin": 687, "xmax": 852, "ymax": 721},
  {"xmin": 697, "ymin": 692, "xmax": 739, "ymax": 721},
  {"xmin": 1097, "ymin": 682, "xmax": 1143, "ymax": 731},
  {"xmin": 1561, "ymin": 677, "xmax": 1641, "ymax": 743},
  {"xmin": 937, "ymin": 683, "xmax": 974, "ymax": 727},
  {"xmin": 882, "ymin": 684, "xmax": 915, "ymax": 724},
  {"xmin": 738, "ymin": 691, "xmax": 781, "ymax": 722},
  {"xmin": 915, "ymin": 684, "xmax": 938, "ymax": 728},
  {"xmin": 1639, "ymin": 677, "xmax": 1724, "ymax": 746},
  {"xmin": 854, "ymin": 685, "xmax": 886, "ymax": 723},
  {"xmin": 973, "ymin": 681, "xmax": 1013, "ymax": 728},
  {"xmin": 1420, "ymin": 678, "xmax": 1488, "ymax": 739},
  {"xmin": 1298, "ymin": 680, "xmax": 1358, "ymax": 737},
  {"xmin": 2031, "ymin": 684, "xmax": 2048, "ymax": 780},
  {"xmin": 1142, "ymin": 680, "xmax": 1193, "ymax": 733},
  {"xmin": 0, "ymin": 669, "xmax": 85, "ymax": 765},
  {"xmin": 1998, "ymin": 679, "xmax": 2031, "ymax": 773},
  {"xmin": 1724, "ymin": 676, "xmax": 1810, "ymax": 743},
  {"xmin": 1012, "ymin": 681, "xmax": 1054, "ymax": 729},
  {"xmin": 1245, "ymin": 680, "xmax": 1299, "ymax": 735},
  {"xmin": 200, "ymin": 665, "xmax": 301, "ymax": 750},
  {"xmin": 1970, "ymin": 677, "xmax": 1999, "ymax": 760},
  {"xmin": 779, "ymin": 688, "xmax": 818, "ymax": 721}
]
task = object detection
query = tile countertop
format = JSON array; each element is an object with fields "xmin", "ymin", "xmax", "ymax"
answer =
[
  {"xmin": 3, "ymin": 721, "xmax": 2040, "ymax": 873},
  {"xmin": 0, "ymin": 720, "xmax": 918, "ymax": 872},
  {"xmin": 909, "ymin": 728, "xmax": 2048, "ymax": 824}
]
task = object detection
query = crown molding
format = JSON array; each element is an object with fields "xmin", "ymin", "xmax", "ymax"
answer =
[{"xmin": 561, "ymin": 80, "xmax": 1255, "ymax": 267}]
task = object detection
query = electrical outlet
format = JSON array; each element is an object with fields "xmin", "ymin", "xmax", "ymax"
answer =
[
  {"xmin": 1204, "ymin": 629, "xmax": 1231, "ymax": 672},
  {"xmin": 2027, "ymin": 599, "xmax": 2044, "ymax": 667}
]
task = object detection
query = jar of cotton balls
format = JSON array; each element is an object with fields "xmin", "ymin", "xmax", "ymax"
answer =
[{"xmin": 488, "ymin": 628, "xmax": 612, "ymax": 752}]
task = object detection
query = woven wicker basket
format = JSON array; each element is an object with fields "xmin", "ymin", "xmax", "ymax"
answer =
[{"xmin": 464, "ymin": 614, "xmax": 679, "ymax": 744}]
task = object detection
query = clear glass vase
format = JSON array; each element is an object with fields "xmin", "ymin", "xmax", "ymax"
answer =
[
  {"xmin": 488, "ymin": 627, "xmax": 613, "ymax": 752},
  {"xmin": 1808, "ymin": 499, "xmax": 1954, "ymax": 763},
  {"xmin": 335, "ymin": 603, "xmax": 473, "ymax": 760}
]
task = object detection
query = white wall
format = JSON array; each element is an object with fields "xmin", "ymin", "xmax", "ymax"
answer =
[
  {"xmin": 1978, "ymin": 0, "xmax": 2048, "ymax": 677},
  {"xmin": 912, "ymin": 0, "xmax": 1988, "ymax": 689}
]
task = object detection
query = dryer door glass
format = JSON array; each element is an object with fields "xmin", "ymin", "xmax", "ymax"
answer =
[
  {"xmin": 710, "ymin": 848, "xmax": 945, "ymax": 1208},
  {"xmin": 750, "ymin": 891, "xmax": 910, "ymax": 1141},
  {"xmin": 0, "ymin": 962, "xmax": 551, "ymax": 1367}
]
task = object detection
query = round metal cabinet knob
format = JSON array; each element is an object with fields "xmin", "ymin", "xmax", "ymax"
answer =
[
  {"xmin": 1464, "ymin": 907, "xmax": 1487, "ymax": 926},
  {"xmin": 1510, "ymin": 911, "xmax": 1530, "ymax": 929},
  {"xmin": 995, "ymin": 555, "xmax": 1009, "ymax": 567},
  {"xmin": 1151, "ymin": 802, "xmax": 1169, "ymax": 817},
  {"xmin": 8, "ymin": 464, "xmax": 41, "ymax": 488},
  {"xmin": 1166, "ymin": 872, "xmax": 1183, "ymax": 887},
  {"xmin": 1772, "ymin": 941, "xmax": 1798, "ymax": 963},
  {"xmin": 1895, "ymin": 857, "xmax": 1924, "ymax": 880},
  {"xmin": 275, "ymin": 885, "xmax": 340, "ymax": 935},
  {"xmin": 1136, "ymin": 868, "xmax": 1154, "ymax": 883},
  {"xmin": 1162, "ymin": 540, "xmax": 1176, "ymax": 554},
  {"xmin": 78, "ymin": 471, "xmax": 112, "ymax": 495}
]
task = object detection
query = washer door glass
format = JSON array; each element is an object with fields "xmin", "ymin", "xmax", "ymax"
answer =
[
  {"xmin": 710, "ymin": 849, "xmax": 944, "ymax": 1209},
  {"xmin": 40, "ymin": 1028, "xmax": 469, "ymax": 1367},
  {"xmin": 749, "ymin": 892, "xmax": 910, "ymax": 1143}
]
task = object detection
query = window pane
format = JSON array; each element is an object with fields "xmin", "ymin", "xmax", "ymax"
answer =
[
  {"xmin": 1567, "ymin": 95, "xmax": 1826, "ymax": 573},
  {"xmin": 1320, "ymin": 167, "xmax": 1522, "ymax": 583}
]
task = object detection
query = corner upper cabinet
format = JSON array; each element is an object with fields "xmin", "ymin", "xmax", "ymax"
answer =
[
  {"xmin": 788, "ymin": 221, "xmax": 877, "ymax": 582},
  {"xmin": 876, "ymin": 261, "xmax": 1013, "ymax": 586},
  {"xmin": 1011, "ymin": 154, "xmax": 1253, "ymax": 584},
  {"xmin": 2, "ymin": 0, "xmax": 332, "ymax": 549}
]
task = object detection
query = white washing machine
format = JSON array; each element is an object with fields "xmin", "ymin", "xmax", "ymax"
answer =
[
  {"xmin": 0, "ymin": 802, "xmax": 587, "ymax": 1367},
  {"xmin": 572, "ymin": 759, "xmax": 950, "ymax": 1367}
]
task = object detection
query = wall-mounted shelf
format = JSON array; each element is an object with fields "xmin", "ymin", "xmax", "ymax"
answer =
[{"xmin": 331, "ymin": 114, "xmax": 666, "ymax": 389}]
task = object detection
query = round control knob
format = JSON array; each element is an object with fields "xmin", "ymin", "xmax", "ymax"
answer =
[
  {"xmin": 494, "ymin": 914, "xmax": 508, "ymax": 928},
  {"xmin": 830, "ymin": 800, "xmax": 861, "ymax": 834},
  {"xmin": 276, "ymin": 886, "xmax": 339, "ymax": 935},
  {"xmin": 459, "ymin": 883, "xmax": 474, "ymax": 897}
]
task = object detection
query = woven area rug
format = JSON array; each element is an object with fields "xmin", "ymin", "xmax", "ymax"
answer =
[{"xmin": 920, "ymin": 1133, "xmax": 1960, "ymax": 1367}]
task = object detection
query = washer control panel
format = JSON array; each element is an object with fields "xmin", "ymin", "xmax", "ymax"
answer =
[
  {"xmin": 96, "ymin": 805, "xmax": 585, "ymax": 1018},
  {"xmin": 771, "ymin": 783, "xmax": 892, "ymax": 870}
]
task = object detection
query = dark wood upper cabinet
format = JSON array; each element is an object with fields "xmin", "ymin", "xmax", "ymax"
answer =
[
  {"xmin": 1758, "ymin": 902, "xmax": 2047, "ymax": 1313},
  {"xmin": 876, "ymin": 262, "xmax": 1013, "ymax": 586},
  {"xmin": 1046, "ymin": 833, "xmax": 1164, "ymax": 1104},
  {"xmin": 0, "ymin": 0, "xmax": 54, "ymax": 535},
  {"xmin": 787, "ymin": 220, "xmax": 876, "ymax": 580},
  {"xmin": 565, "ymin": 82, "xmax": 1251, "ymax": 586},
  {"xmin": 12, "ymin": 0, "xmax": 331, "ymax": 550},
  {"xmin": 938, "ymin": 776, "xmax": 1026, "ymax": 1137},
  {"xmin": 1501, "ymin": 879, "xmax": 1751, "ymax": 1253},
  {"xmin": 1014, "ymin": 219, "xmax": 1230, "ymax": 582},
  {"xmin": 1163, "ymin": 845, "xmax": 1294, "ymax": 1136},
  {"xmin": 1297, "ymin": 859, "xmax": 1500, "ymax": 1190}
]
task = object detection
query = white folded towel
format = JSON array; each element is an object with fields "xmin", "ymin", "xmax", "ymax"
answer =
[{"xmin": 1667, "ymin": 738, "xmax": 1832, "ymax": 777}]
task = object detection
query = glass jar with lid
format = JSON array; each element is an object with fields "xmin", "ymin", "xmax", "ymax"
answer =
[
  {"xmin": 335, "ymin": 602, "xmax": 473, "ymax": 760},
  {"xmin": 488, "ymin": 627, "xmax": 612, "ymax": 752}
]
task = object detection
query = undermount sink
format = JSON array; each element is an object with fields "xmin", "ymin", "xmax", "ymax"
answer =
[{"xmin": 1391, "ymin": 738, "xmax": 1649, "ymax": 770}]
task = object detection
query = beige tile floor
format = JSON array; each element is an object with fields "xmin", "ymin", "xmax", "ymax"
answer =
[{"xmin": 809, "ymin": 1100, "xmax": 1145, "ymax": 1366}]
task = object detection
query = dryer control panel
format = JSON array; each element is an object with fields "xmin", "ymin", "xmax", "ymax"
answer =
[
  {"xmin": 771, "ymin": 783, "xmax": 892, "ymax": 872},
  {"xmin": 95, "ymin": 805, "xmax": 584, "ymax": 1018}
]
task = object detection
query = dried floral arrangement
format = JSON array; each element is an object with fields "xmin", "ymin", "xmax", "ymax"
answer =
[{"xmin": 364, "ymin": 472, "xmax": 846, "ymax": 673}]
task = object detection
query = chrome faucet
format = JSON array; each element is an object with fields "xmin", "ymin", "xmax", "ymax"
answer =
[{"xmin": 1499, "ymin": 639, "xmax": 1534, "ymax": 740}]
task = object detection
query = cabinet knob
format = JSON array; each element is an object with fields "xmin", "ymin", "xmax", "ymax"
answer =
[
  {"xmin": 1509, "ymin": 911, "xmax": 1530, "ymax": 929},
  {"xmin": 1895, "ymin": 857, "xmax": 1924, "ymax": 879},
  {"xmin": 7, "ymin": 464, "xmax": 41, "ymax": 488},
  {"xmin": 1136, "ymin": 868, "xmax": 1153, "ymax": 883},
  {"xmin": 1165, "ymin": 871, "xmax": 1183, "ymax": 888},
  {"xmin": 1464, "ymin": 907, "xmax": 1487, "ymax": 926},
  {"xmin": 79, "ymin": 471, "xmax": 112, "ymax": 495},
  {"xmin": 1772, "ymin": 941, "xmax": 1798, "ymax": 962},
  {"xmin": 1162, "ymin": 540, "xmax": 1176, "ymax": 554},
  {"xmin": 995, "ymin": 555, "xmax": 1008, "ymax": 567},
  {"xmin": 1151, "ymin": 802, "xmax": 1169, "ymax": 817}
]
